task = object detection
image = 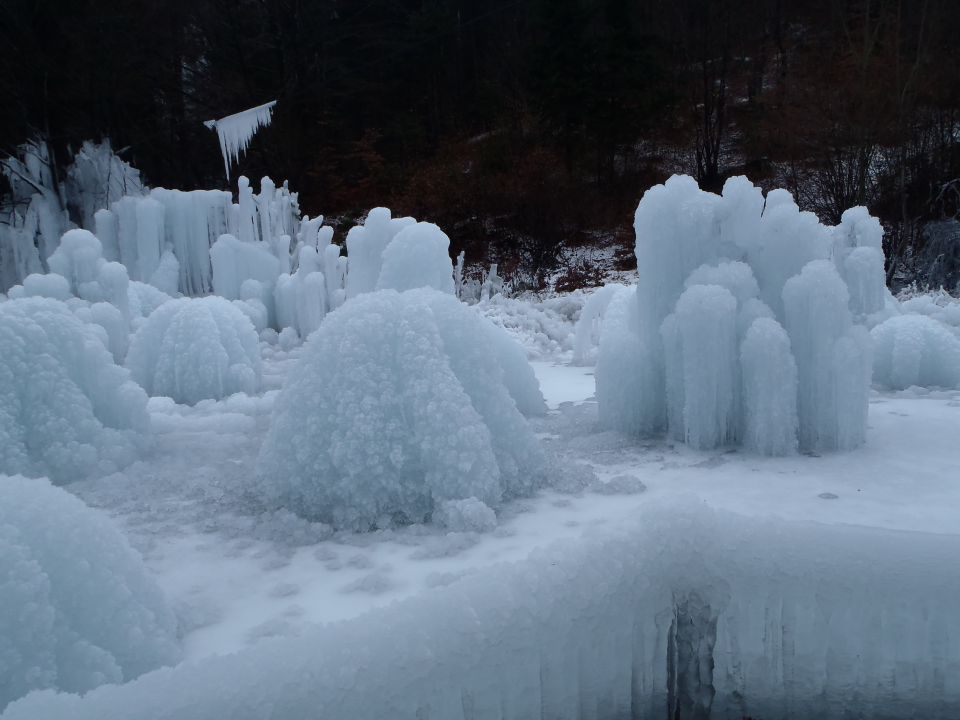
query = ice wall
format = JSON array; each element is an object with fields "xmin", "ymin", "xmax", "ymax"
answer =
[{"xmin": 5, "ymin": 503, "xmax": 958, "ymax": 720}]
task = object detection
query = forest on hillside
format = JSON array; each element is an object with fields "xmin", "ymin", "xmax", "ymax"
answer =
[{"xmin": 3, "ymin": 0, "xmax": 960, "ymax": 290}]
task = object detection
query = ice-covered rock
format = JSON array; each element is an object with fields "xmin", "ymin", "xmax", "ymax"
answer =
[
  {"xmin": 0, "ymin": 298, "xmax": 149, "ymax": 483},
  {"xmin": 375, "ymin": 221, "xmax": 455, "ymax": 294},
  {"xmin": 125, "ymin": 296, "xmax": 261, "ymax": 404},
  {"xmin": 255, "ymin": 288, "xmax": 547, "ymax": 530},
  {"xmin": 0, "ymin": 474, "xmax": 178, "ymax": 710},
  {"xmin": 871, "ymin": 314, "xmax": 960, "ymax": 390}
]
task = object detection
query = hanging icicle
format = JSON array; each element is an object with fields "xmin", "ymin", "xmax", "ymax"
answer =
[{"xmin": 204, "ymin": 100, "xmax": 277, "ymax": 181}]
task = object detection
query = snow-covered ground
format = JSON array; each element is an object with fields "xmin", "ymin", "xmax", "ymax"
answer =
[{"xmin": 57, "ymin": 305, "xmax": 959, "ymax": 667}]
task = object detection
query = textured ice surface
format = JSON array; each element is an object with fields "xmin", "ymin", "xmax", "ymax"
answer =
[
  {"xmin": 871, "ymin": 313, "xmax": 960, "ymax": 389},
  {"xmin": 0, "ymin": 297, "xmax": 149, "ymax": 483},
  {"xmin": 6, "ymin": 503, "xmax": 958, "ymax": 720},
  {"xmin": 376, "ymin": 221, "xmax": 455, "ymax": 294},
  {"xmin": 255, "ymin": 289, "xmax": 547, "ymax": 530},
  {"xmin": 125, "ymin": 296, "xmax": 261, "ymax": 404},
  {"xmin": 0, "ymin": 475, "xmax": 179, "ymax": 711}
]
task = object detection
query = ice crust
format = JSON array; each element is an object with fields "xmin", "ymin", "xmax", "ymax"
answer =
[
  {"xmin": 255, "ymin": 288, "xmax": 547, "ymax": 530},
  {"xmin": 597, "ymin": 175, "xmax": 874, "ymax": 454},
  {"xmin": 0, "ymin": 475, "xmax": 179, "ymax": 711},
  {"xmin": 5, "ymin": 503, "xmax": 958, "ymax": 720},
  {"xmin": 0, "ymin": 297, "xmax": 149, "ymax": 483},
  {"xmin": 125, "ymin": 296, "xmax": 261, "ymax": 405}
]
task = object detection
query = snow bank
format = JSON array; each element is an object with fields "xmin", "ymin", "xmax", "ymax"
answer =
[
  {"xmin": 0, "ymin": 298, "xmax": 149, "ymax": 483},
  {"xmin": 597, "ymin": 175, "xmax": 875, "ymax": 454},
  {"xmin": 125, "ymin": 296, "xmax": 261, "ymax": 404},
  {"xmin": 255, "ymin": 289, "xmax": 547, "ymax": 530},
  {"xmin": 0, "ymin": 474, "xmax": 179, "ymax": 711},
  {"xmin": 6, "ymin": 503, "xmax": 958, "ymax": 720},
  {"xmin": 871, "ymin": 314, "xmax": 960, "ymax": 389},
  {"xmin": 376, "ymin": 221, "xmax": 455, "ymax": 294}
]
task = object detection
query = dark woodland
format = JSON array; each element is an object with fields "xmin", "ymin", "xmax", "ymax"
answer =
[{"xmin": 3, "ymin": 0, "xmax": 960, "ymax": 290}]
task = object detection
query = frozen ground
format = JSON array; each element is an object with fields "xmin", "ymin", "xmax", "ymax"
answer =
[{"xmin": 62, "ymin": 303, "xmax": 960, "ymax": 666}]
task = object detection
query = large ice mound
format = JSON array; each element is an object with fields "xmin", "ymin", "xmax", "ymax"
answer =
[
  {"xmin": 125, "ymin": 296, "xmax": 261, "ymax": 405},
  {"xmin": 0, "ymin": 474, "xmax": 179, "ymax": 711},
  {"xmin": 255, "ymin": 288, "xmax": 547, "ymax": 530},
  {"xmin": 596, "ymin": 175, "xmax": 874, "ymax": 454},
  {"xmin": 0, "ymin": 297, "xmax": 149, "ymax": 483},
  {"xmin": 871, "ymin": 313, "xmax": 960, "ymax": 389}
]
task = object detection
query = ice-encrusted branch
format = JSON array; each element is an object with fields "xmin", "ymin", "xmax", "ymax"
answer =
[{"xmin": 204, "ymin": 100, "xmax": 276, "ymax": 181}]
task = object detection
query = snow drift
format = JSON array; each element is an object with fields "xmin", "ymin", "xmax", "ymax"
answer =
[
  {"xmin": 125, "ymin": 296, "xmax": 261, "ymax": 405},
  {"xmin": 0, "ymin": 474, "xmax": 179, "ymax": 711},
  {"xmin": 596, "ymin": 175, "xmax": 874, "ymax": 454},
  {"xmin": 255, "ymin": 288, "xmax": 546, "ymax": 530},
  {"xmin": 0, "ymin": 297, "xmax": 149, "ymax": 483}
]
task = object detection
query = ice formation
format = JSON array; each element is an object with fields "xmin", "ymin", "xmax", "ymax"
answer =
[
  {"xmin": 782, "ymin": 260, "xmax": 871, "ymax": 451},
  {"xmin": 125, "ymin": 296, "xmax": 262, "ymax": 404},
  {"xmin": 740, "ymin": 317, "xmax": 799, "ymax": 455},
  {"xmin": 596, "ymin": 175, "xmax": 874, "ymax": 454},
  {"xmin": 871, "ymin": 314, "xmax": 960, "ymax": 389},
  {"xmin": 571, "ymin": 284, "xmax": 625, "ymax": 366},
  {"xmin": 272, "ymin": 216, "xmax": 343, "ymax": 338},
  {"xmin": 0, "ymin": 474, "xmax": 178, "ymax": 711},
  {"xmin": 0, "ymin": 298, "xmax": 149, "ymax": 483},
  {"xmin": 204, "ymin": 100, "xmax": 276, "ymax": 181},
  {"xmin": 375, "ymin": 221, "xmax": 455, "ymax": 294},
  {"xmin": 6, "ymin": 503, "xmax": 958, "ymax": 720},
  {"xmin": 344, "ymin": 208, "xmax": 415, "ymax": 298},
  {"xmin": 255, "ymin": 289, "xmax": 547, "ymax": 530},
  {"xmin": 661, "ymin": 284, "xmax": 740, "ymax": 449}
]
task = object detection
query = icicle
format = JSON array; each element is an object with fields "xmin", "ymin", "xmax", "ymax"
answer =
[{"xmin": 204, "ymin": 101, "xmax": 277, "ymax": 181}]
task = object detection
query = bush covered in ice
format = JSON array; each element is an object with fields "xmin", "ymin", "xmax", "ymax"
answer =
[
  {"xmin": 125, "ymin": 296, "xmax": 261, "ymax": 404},
  {"xmin": 871, "ymin": 314, "xmax": 960, "ymax": 390},
  {"xmin": 255, "ymin": 288, "xmax": 547, "ymax": 530},
  {"xmin": 375, "ymin": 221, "xmax": 455, "ymax": 294},
  {"xmin": 0, "ymin": 298, "xmax": 149, "ymax": 483},
  {"xmin": 0, "ymin": 474, "xmax": 179, "ymax": 710},
  {"xmin": 597, "ymin": 175, "xmax": 874, "ymax": 454}
]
